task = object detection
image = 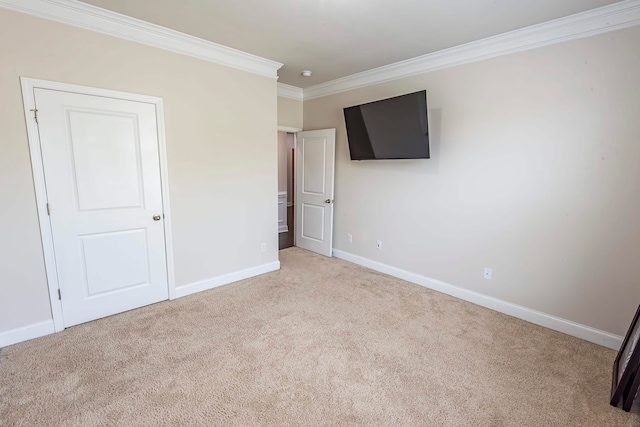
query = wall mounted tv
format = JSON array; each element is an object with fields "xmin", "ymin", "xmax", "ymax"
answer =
[{"xmin": 343, "ymin": 90, "xmax": 429, "ymax": 160}]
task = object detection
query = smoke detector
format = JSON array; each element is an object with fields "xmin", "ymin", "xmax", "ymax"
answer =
[{"xmin": 301, "ymin": 70, "xmax": 313, "ymax": 77}]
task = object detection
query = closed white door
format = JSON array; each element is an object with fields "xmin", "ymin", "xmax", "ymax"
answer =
[
  {"xmin": 295, "ymin": 129, "xmax": 336, "ymax": 257},
  {"xmin": 35, "ymin": 88, "xmax": 168, "ymax": 327}
]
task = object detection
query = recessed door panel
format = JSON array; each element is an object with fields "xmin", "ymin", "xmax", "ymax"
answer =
[
  {"xmin": 301, "ymin": 203, "xmax": 324, "ymax": 242},
  {"xmin": 302, "ymin": 137, "xmax": 326, "ymax": 195},
  {"xmin": 68, "ymin": 110, "xmax": 143, "ymax": 211},
  {"xmin": 80, "ymin": 229, "xmax": 150, "ymax": 297}
]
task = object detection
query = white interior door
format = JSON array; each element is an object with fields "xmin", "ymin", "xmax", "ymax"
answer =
[
  {"xmin": 35, "ymin": 88, "xmax": 168, "ymax": 327},
  {"xmin": 295, "ymin": 129, "xmax": 336, "ymax": 257}
]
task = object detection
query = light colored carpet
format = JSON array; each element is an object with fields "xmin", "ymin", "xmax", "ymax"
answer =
[{"xmin": 1, "ymin": 247, "xmax": 638, "ymax": 426}]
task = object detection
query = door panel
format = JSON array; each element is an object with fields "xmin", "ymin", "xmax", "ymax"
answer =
[
  {"xmin": 295, "ymin": 129, "xmax": 336, "ymax": 257},
  {"xmin": 35, "ymin": 88, "xmax": 168, "ymax": 327},
  {"xmin": 68, "ymin": 111, "xmax": 144, "ymax": 211},
  {"xmin": 302, "ymin": 138, "xmax": 326, "ymax": 194},
  {"xmin": 301, "ymin": 203, "xmax": 325, "ymax": 242},
  {"xmin": 80, "ymin": 229, "xmax": 150, "ymax": 297}
]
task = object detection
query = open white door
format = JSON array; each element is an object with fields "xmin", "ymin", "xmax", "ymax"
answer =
[{"xmin": 295, "ymin": 129, "xmax": 336, "ymax": 257}]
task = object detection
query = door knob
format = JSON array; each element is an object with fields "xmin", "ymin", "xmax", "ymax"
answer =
[
  {"xmin": 153, "ymin": 215, "xmax": 162, "ymax": 221},
  {"xmin": 325, "ymin": 199, "xmax": 333, "ymax": 204}
]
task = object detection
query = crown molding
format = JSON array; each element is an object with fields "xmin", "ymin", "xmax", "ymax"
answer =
[
  {"xmin": 4, "ymin": 0, "xmax": 639, "ymax": 97},
  {"xmin": 303, "ymin": 0, "xmax": 640, "ymax": 100},
  {"xmin": 0, "ymin": 0, "xmax": 282, "ymax": 78},
  {"xmin": 277, "ymin": 83, "xmax": 304, "ymax": 101}
]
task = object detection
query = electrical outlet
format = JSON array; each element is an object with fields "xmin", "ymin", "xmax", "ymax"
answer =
[
  {"xmin": 376, "ymin": 240, "xmax": 382, "ymax": 250},
  {"xmin": 261, "ymin": 243, "xmax": 267, "ymax": 252},
  {"xmin": 483, "ymin": 267, "xmax": 492, "ymax": 280},
  {"xmin": 348, "ymin": 233, "xmax": 353, "ymax": 243}
]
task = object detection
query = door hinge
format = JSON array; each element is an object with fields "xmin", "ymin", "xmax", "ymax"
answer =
[
  {"xmin": 58, "ymin": 289, "xmax": 61, "ymax": 300},
  {"xmin": 30, "ymin": 108, "xmax": 38, "ymax": 123},
  {"xmin": 46, "ymin": 203, "xmax": 50, "ymax": 215}
]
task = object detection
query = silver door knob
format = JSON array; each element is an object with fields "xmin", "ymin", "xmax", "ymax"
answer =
[
  {"xmin": 325, "ymin": 199, "xmax": 333, "ymax": 204},
  {"xmin": 153, "ymin": 215, "xmax": 162, "ymax": 221}
]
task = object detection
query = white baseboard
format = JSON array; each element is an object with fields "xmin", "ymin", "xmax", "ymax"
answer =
[
  {"xmin": 3, "ymin": 255, "xmax": 621, "ymax": 351},
  {"xmin": 278, "ymin": 225, "xmax": 289, "ymax": 233},
  {"xmin": 0, "ymin": 319, "xmax": 55, "ymax": 348},
  {"xmin": 174, "ymin": 260, "xmax": 281, "ymax": 299},
  {"xmin": 1, "ymin": 262, "xmax": 280, "ymax": 347},
  {"xmin": 332, "ymin": 249, "xmax": 623, "ymax": 350}
]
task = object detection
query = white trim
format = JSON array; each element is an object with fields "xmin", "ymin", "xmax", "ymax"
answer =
[
  {"xmin": 277, "ymin": 126, "xmax": 302, "ymax": 133},
  {"xmin": 303, "ymin": 0, "xmax": 640, "ymax": 100},
  {"xmin": 20, "ymin": 78, "xmax": 65, "ymax": 333},
  {"xmin": 332, "ymin": 249, "xmax": 623, "ymax": 350},
  {"xmin": 277, "ymin": 83, "xmax": 304, "ymax": 101},
  {"xmin": 0, "ymin": 0, "xmax": 282, "ymax": 78},
  {"xmin": 0, "ymin": 320, "xmax": 55, "ymax": 348},
  {"xmin": 174, "ymin": 261, "xmax": 280, "ymax": 299},
  {"xmin": 19, "ymin": 77, "xmax": 177, "ymax": 330},
  {"xmin": 155, "ymin": 99, "xmax": 177, "ymax": 301}
]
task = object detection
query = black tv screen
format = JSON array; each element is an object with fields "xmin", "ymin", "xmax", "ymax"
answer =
[{"xmin": 343, "ymin": 90, "xmax": 429, "ymax": 160}]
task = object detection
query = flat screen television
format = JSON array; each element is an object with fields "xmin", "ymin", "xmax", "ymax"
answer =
[{"xmin": 343, "ymin": 90, "xmax": 429, "ymax": 160}]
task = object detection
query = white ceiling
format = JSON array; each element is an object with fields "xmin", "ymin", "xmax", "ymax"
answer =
[{"xmin": 79, "ymin": 0, "xmax": 622, "ymax": 87}]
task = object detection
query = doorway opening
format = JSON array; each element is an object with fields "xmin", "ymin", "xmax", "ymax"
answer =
[{"xmin": 278, "ymin": 131, "xmax": 295, "ymax": 249}]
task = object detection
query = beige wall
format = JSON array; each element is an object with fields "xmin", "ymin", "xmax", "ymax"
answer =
[
  {"xmin": 277, "ymin": 96, "xmax": 303, "ymax": 129},
  {"xmin": 277, "ymin": 132, "xmax": 289, "ymax": 193},
  {"xmin": 304, "ymin": 26, "xmax": 640, "ymax": 336},
  {"xmin": 277, "ymin": 132, "xmax": 295, "ymax": 203},
  {"xmin": 286, "ymin": 133, "xmax": 294, "ymax": 202},
  {"xmin": 0, "ymin": 9, "xmax": 278, "ymax": 333}
]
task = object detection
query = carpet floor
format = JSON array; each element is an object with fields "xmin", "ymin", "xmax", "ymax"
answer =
[{"xmin": 1, "ymin": 247, "xmax": 639, "ymax": 426}]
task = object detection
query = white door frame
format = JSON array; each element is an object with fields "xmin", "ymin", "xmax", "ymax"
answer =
[{"xmin": 20, "ymin": 77, "xmax": 176, "ymax": 332}]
